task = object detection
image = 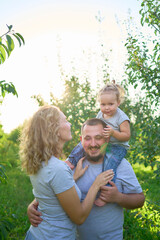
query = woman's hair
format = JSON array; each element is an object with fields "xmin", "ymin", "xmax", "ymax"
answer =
[
  {"xmin": 97, "ymin": 81, "xmax": 125, "ymax": 104},
  {"xmin": 19, "ymin": 105, "xmax": 61, "ymax": 175}
]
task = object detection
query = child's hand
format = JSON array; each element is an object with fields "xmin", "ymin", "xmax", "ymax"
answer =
[{"xmin": 103, "ymin": 126, "xmax": 114, "ymax": 138}]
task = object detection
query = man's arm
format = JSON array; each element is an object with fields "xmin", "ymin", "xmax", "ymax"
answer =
[
  {"xmin": 27, "ymin": 199, "xmax": 42, "ymax": 227},
  {"xmin": 99, "ymin": 181, "xmax": 145, "ymax": 209}
]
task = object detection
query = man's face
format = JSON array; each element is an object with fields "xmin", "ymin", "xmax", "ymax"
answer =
[{"xmin": 80, "ymin": 124, "xmax": 106, "ymax": 163}]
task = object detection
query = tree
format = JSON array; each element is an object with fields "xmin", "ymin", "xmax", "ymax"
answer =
[
  {"xmin": 0, "ymin": 25, "xmax": 24, "ymax": 239},
  {"xmin": 0, "ymin": 24, "xmax": 25, "ymax": 98},
  {"xmin": 124, "ymin": 0, "xmax": 160, "ymax": 106},
  {"xmin": 122, "ymin": 0, "xmax": 160, "ymax": 175},
  {"xmin": 0, "ymin": 24, "xmax": 24, "ymax": 180},
  {"xmin": 140, "ymin": 0, "xmax": 160, "ymax": 35}
]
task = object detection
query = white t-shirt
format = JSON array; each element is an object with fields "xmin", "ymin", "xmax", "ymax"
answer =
[{"xmin": 29, "ymin": 156, "xmax": 81, "ymax": 240}]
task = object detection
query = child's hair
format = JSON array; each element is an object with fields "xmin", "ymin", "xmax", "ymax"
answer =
[{"xmin": 97, "ymin": 81, "xmax": 125, "ymax": 104}]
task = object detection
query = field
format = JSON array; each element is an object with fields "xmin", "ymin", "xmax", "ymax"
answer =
[{"xmin": 0, "ymin": 163, "xmax": 160, "ymax": 240}]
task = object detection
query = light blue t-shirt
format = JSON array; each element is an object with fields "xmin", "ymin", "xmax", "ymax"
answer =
[
  {"xmin": 29, "ymin": 156, "xmax": 81, "ymax": 240},
  {"xmin": 76, "ymin": 158, "xmax": 142, "ymax": 240},
  {"xmin": 96, "ymin": 107, "xmax": 130, "ymax": 149}
]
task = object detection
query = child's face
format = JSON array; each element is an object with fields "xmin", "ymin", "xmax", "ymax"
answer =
[{"xmin": 99, "ymin": 92, "xmax": 120, "ymax": 118}]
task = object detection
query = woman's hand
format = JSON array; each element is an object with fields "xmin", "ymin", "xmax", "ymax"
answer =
[
  {"xmin": 73, "ymin": 157, "xmax": 89, "ymax": 181},
  {"xmin": 93, "ymin": 170, "xmax": 114, "ymax": 190}
]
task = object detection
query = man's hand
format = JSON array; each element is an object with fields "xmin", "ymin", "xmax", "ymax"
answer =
[
  {"xmin": 27, "ymin": 200, "xmax": 43, "ymax": 227},
  {"xmin": 99, "ymin": 181, "xmax": 120, "ymax": 203},
  {"xmin": 99, "ymin": 181, "xmax": 145, "ymax": 209}
]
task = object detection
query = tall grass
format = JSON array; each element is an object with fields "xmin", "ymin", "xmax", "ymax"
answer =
[
  {"xmin": 0, "ymin": 167, "xmax": 33, "ymax": 239},
  {"xmin": 0, "ymin": 163, "xmax": 159, "ymax": 239}
]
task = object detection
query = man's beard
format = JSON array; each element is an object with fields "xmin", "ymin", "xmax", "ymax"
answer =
[{"xmin": 84, "ymin": 152, "xmax": 103, "ymax": 162}]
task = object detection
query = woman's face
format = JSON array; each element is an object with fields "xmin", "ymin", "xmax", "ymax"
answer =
[{"xmin": 58, "ymin": 111, "xmax": 72, "ymax": 143}]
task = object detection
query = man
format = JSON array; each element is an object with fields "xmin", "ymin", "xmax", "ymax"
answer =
[{"xmin": 28, "ymin": 118, "xmax": 145, "ymax": 240}]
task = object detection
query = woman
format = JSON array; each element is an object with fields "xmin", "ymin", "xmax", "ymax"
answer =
[{"xmin": 20, "ymin": 105, "xmax": 113, "ymax": 240}]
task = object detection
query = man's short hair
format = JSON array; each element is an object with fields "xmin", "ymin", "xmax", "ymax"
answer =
[{"xmin": 81, "ymin": 118, "xmax": 107, "ymax": 134}]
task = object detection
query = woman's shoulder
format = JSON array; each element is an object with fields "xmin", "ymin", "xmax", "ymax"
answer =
[
  {"xmin": 48, "ymin": 156, "xmax": 70, "ymax": 171},
  {"xmin": 45, "ymin": 157, "xmax": 73, "ymax": 182}
]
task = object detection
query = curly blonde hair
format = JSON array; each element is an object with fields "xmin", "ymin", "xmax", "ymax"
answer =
[
  {"xmin": 97, "ymin": 82, "xmax": 125, "ymax": 104},
  {"xmin": 19, "ymin": 105, "xmax": 62, "ymax": 175}
]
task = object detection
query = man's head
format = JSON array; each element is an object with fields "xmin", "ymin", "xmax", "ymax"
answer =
[{"xmin": 80, "ymin": 118, "xmax": 107, "ymax": 163}]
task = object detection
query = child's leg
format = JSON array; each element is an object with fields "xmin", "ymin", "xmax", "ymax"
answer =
[
  {"xmin": 103, "ymin": 144, "xmax": 127, "ymax": 185},
  {"xmin": 95, "ymin": 144, "xmax": 127, "ymax": 207},
  {"xmin": 66, "ymin": 141, "xmax": 85, "ymax": 168}
]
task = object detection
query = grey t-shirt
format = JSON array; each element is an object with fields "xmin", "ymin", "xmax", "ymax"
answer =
[
  {"xmin": 76, "ymin": 158, "xmax": 142, "ymax": 240},
  {"xmin": 29, "ymin": 156, "xmax": 81, "ymax": 240},
  {"xmin": 96, "ymin": 107, "xmax": 130, "ymax": 149}
]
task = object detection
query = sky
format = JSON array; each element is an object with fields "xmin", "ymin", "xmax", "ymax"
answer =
[{"xmin": 0, "ymin": 0, "xmax": 143, "ymax": 133}]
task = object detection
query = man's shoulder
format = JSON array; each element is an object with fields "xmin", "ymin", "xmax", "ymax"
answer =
[{"xmin": 117, "ymin": 158, "xmax": 132, "ymax": 172}]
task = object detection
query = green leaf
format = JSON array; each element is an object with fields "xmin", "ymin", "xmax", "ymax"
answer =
[
  {"xmin": 0, "ymin": 43, "xmax": 10, "ymax": 57},
  {"xmin": 15, "ymin": 33, "xmax": 25, "ymax": 45},
  {"xmin": 0, "ymin": 81, "xmax": 18, "ymax": 97},
  {"xmin": 12, "ymin": 33, "xmax": 21, "ymax": 47},
  {"xmin": 6, "ymin": 35, "xmax": 14, "ymax": 55},
  {"xmin": 6, "ymin": 24, "xmax": 13, "ymax": 31},
  {"xmin": 0, "ymin": 45, "xmax": 6, "ymax": 63}
]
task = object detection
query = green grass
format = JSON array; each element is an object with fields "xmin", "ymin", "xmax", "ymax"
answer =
[
  {"xmin": 0, "ymin": 167, "xmax": 33, "ymax": 239},
  {"xmin": 132, "ymin": 163, "xmax": 160, "ymax": 204},
  {"xmin": 123, "ymin": 163, "xmax": 160, "ymax": 240},
  {"xmin": 0, "ymin": 163, "xmax": 160, "ymax": 239}
]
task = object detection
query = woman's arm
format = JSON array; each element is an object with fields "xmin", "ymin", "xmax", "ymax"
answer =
[
  {"xmin": 57, "ymin": 170, "xmax": 114, "ymax": 225},
  {"xmin": 28, "ymin": 170, "xmax": 114, "ymax": 226}
]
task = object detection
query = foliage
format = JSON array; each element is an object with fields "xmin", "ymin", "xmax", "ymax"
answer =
[
  {"xmin": 124, "ymin": 0, "xmax": 160, "ymax": 106},
  {"xmin": 124, "ymin": 201, "xmax": 160, "ymax": 239},
  {"xmin": 122, "ymin": 0, "xmax": 160, "ymax": 176},
  {"xmin": 0, "ymin": 24, "xmax": 25, "ymax": 98},
  {"xmin": 140, "ymin": 0, "xmax": 160, "ymax": 35},
  {"xmin": 133, "ymin": 163, "xmax": 160, "ymax": 204},
  {"xmin": 0, "ymin": 167, "xmax": 33, "ymax": 239},
  {"xmin": 0, "ymin": 164, "xmax": 7, "ymax": 184},
  {"xmin": 0, "ymin": 216, "xmax": 14, "ymax": 240},
  {"xmin": 0, "ymin": 24, "xmax": 24, "ymax": 240},
  {"xmin": 0, "ymin": 127, "xmax": 20, "ymax": 168},
  {"xmin": 126, "ymin": 98, "xmax": 160, "ymax": 170},
  {"xmin": 123, "ymin": 163, "xmax": 160, "ymax": 239}
]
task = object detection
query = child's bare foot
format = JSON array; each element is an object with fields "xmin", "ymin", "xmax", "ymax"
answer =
[{"xmin": 94, "ymin": 198, "xmax": 106, "ymax": 207}]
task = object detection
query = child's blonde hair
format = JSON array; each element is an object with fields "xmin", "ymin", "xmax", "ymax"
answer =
[{"xmin": 98, "ymin": 81, "xmax": 125, "ymax": 104}]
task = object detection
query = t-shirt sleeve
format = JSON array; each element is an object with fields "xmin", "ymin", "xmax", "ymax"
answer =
[
  {"xmin": 116, "ymin": 159, "xmax": 142, "ymax": 194},
  {"xmin": 96, "ymin": 111, "xmax": 102, "ymax": 118},
  {"xmin": 49, "ymin": 162, "xmax": 75, "ymax": 194},
  {"xmin": 118, "ymin": 109, "xmax": 130, "ymax": 126}
]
